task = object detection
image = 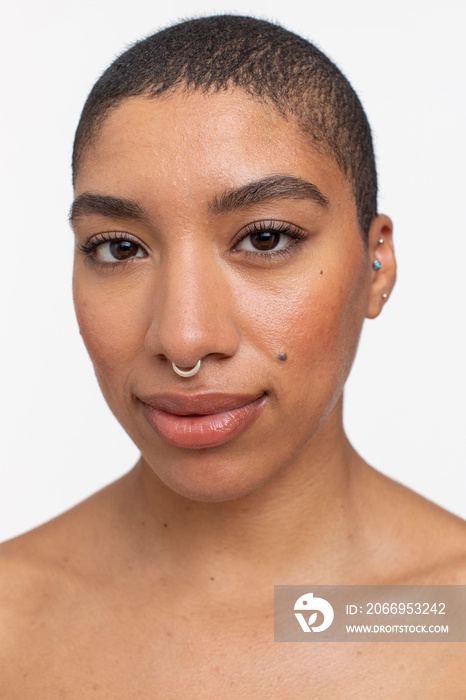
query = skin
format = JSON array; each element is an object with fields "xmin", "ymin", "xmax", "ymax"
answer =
[{"xmin": 0, "ymin": 90, "xmax": 465, "ymax": 699}]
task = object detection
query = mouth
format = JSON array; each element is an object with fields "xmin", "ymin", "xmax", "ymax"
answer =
[{"xmin": 138, "ymin": 392, "xmax": 267, "ymax": 449}]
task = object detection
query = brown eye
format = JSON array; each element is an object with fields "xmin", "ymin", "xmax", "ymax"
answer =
[
  {"xmin": 249, "ymin": 231, "xmax": 282, "ymax": 251},
  {"xmin": 109, "ymin": 240, "xmax": 139, "ymax": 260},
  {"xmin": 95, "ymin": 238, "xmax": 146, "ymax": 263},
  {"xmin": 237, "ymin": 229, "xmax": 292, "ymax": 253}
]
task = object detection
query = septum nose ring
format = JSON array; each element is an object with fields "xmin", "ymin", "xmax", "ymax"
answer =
[{"xmin": 171, "ymin": 360, "xmax": 202, "ymax": 377}]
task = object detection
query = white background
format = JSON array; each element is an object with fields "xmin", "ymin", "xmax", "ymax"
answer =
[{"xmin": 1, "ymin": 0, "xmax": 465, "ymax": 542}]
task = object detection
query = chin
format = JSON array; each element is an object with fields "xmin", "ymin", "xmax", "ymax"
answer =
[
  {"xmin": 168, "ymin": 483, "xmax": 256, "ymax": 504},
  {"xmin": 146, "ymin": 452, "xmax": 276, "ymax": 504}
]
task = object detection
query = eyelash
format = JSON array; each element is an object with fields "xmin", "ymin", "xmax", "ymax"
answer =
[
  {"xmin": 76, "ymin": 232, "xmax": 147, "ymax": 271},
  {"xmin": 233, "ymin": 220, "xmax": 307, "ymax": 260},
  {"xmin": 77, "ymin": 221, "xmax": 307, "ymax": 270}
]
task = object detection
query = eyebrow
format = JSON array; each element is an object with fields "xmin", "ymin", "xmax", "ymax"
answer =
[
  {"xmin": 69, "ymin": 175, "xmax": 329, "ymax": 225},
  {"xmin": 69, "ymin": 193, "xmax": 148, "ymax": 224},
  {"xmin": 210, "ymin": 175, "xmax": 329, "ymax": 213}
]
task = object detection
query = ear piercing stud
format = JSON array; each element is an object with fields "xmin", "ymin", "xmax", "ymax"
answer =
[
  {"xmin": 382, "ymin": 292, "xmax": 388, "ymax": 301},
  {"xmin": 373, "ymin": 238, "xmax": 384, "ymax": 269},
  {"xmin": 172, "ymin": 360, "xmax": 202, "ymax": 377}
]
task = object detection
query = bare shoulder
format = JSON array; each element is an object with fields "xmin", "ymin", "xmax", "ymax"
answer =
[
  {"xmin": 0, "ymin": 530, "xmax": 68, "ymax": 684},
  {"xmin": 0, "ymin": 505, "xmax": 90, "ymax": 624},
  {"xmin": 0, "ymin": 479, "xmax": 129, "ymax": 692},
  {"xmin": 358, "ymin": 462, "xmax": 466, "ymax": 583},
  {"xmin": 0, "ymin": 476, "xmax": 126, "ymax": 627}
]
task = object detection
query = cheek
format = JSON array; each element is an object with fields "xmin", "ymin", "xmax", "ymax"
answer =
[
  {"xmin": 73, "ymin": 278, "xmax": 145, "ymax": 387},
  {"xmin": 247, "ymin": 272, "xmax": 366, "ymax": 364},
  {"xmin": 245, "ymin": 266, "xmax": 368, "ymax": 407}
]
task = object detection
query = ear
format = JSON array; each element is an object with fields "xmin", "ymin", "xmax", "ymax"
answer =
[{"xmin": 365, "ymin": 214, "xmax": 396, "ymax": 319}]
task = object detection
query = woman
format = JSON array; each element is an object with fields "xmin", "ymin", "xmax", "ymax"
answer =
[{"xmin": 1, "ymin": 15, "xmax": 465, "ymax": 698}]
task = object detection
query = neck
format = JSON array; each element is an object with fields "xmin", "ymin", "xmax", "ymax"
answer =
[{"xmin": 119, "ymin": 397, "xmax": 366, "ymax": 586}]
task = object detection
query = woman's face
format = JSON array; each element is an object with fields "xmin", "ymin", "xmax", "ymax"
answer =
[{"xmin": 72, "ymin": 90, "xmax": 385, "ymax": 502}]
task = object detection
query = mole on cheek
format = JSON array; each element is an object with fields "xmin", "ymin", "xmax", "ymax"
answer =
[{"xmin": 278, "ymin": 353, "xmax": 288, "ymax": 362}]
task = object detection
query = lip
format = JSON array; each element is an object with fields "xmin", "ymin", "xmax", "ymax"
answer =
[{"xmin": 139, "ymin": 392, "xmax": 267, "ymax": 449}]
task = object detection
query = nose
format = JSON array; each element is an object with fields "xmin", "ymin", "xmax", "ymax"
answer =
[{"xmin": 145, "ymin": 245, "xmax": 240, "ymax": 369}]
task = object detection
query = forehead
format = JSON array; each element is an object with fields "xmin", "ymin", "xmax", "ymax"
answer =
[{"xmin": 75, "ymin": 90, "xmax": 354, "ymax": 218}]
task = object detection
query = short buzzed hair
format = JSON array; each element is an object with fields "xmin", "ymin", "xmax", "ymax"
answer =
[{"xmin": 72, "ymin": 15, "xmax": 377, "ymax": 238}]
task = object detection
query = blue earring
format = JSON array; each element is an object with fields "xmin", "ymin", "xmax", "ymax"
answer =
[{"xmin": 373, "ymin": 260, "xmax": 381, "ymax": 271}]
